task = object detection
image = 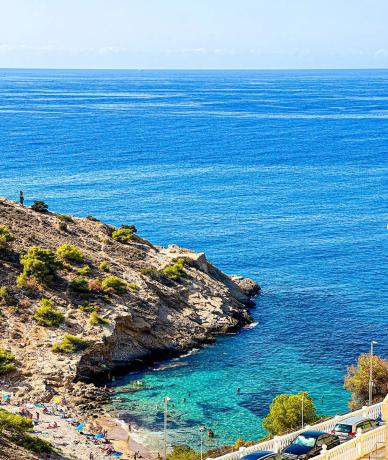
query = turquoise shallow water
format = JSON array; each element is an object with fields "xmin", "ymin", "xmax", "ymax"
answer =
[{"xmin": 0, "ymin": 69, "xmax": 387, "ymax": 450}]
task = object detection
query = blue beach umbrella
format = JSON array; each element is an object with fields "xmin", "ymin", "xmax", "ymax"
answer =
[
  {"xmin": 2, "ymin": 395, "xmax": 11, "ymax": 399},
  {"xmin": 75, "ymin": 423, "xmax": 85, "ymax": 431},
  {"xmin": 95, "ymin": 433, "xmax": 105, "ymax": 439},
  {"xmin": 112, "ymin": 453, "xmax": 123, "ymax": 457}
]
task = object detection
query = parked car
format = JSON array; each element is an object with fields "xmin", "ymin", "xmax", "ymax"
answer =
[
  {"xmin": 282, "ymin": 430, "xmax": 340, "ymax": 459},
  {"xmin": 241, "ymin": 451, "xmax": 282, "ymax": 460},
  {"xmin": 331, "ymin": 416, "xmax": 379, "ymax": 441}
]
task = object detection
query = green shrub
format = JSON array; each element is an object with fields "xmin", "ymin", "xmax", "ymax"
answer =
[
  {"xmin": 167, "ymin": 445, "xmax": 200, "ymax": 460},
  {"xmin": 101, "ymin": 275, "xmax": 127, "ymax": 294},
  {"xmin": 0, "ymin": 348, "xmax": 15, "ymax": 375},
  {"xmin": 0, "ymin": 286, "xmax": 11, "ymax": 304},
  {"xmin": 140, "ymin": 267, "xmax": 160, "ymax": 279},
  {"xmin": 52, "ymin": 334, "xmax": 88, "ymax": 353},
  {"xmin": 69, "ymin": 277, "xmax": 90, "ymax": 293},
  {"xmin": 128, "ymin": 283, "xmax": 139, "ymax": 292},
  {"xmin": 162, "ymin": 258, "xmax": 187, "ymax": 281},
  {"xmin": 77, "ymin": 264, "xmax": 91, "ymax": 275},
  {"xmin": 18, "ymin": 433, "xmax": 53, "ymax": 453},
  {"xmin": 262, "ymin": 392, "xmax": 318, "ymax": 435},
  {"xmin": 57, "ymin": 214, "xmax": 73, "ymax": 223},
  {"xmin": 33, "ymin": 298, "xmax": 64, "ymax": 327},
  {"xmin": 112, "ymin": 227, "xmax": 134, "ymax": 243},
  {"xmin": 99, "ymin": 261, "xmax": 110, "ymax": 272},
  {"xmin": 31, "ymin": 200, "xmax": 48, "ymax": 213},
  {"xmin": 121, "ymin": 224, "xmax": 137, "ymax": 233},
  {"xmin": 89, "ymin": 311, "xmax": 109, "ymax": 326},
  {"xmin": 0, "ymin": 408, "xmax": 32, "ymax": 433},
  {"xmin": 19, "ymin": 246, "xmax": 58, "ymax": 283},
  {"xmin": 56, "ymin": 244, "xmax": 84, "ymax": 263},
  {"xmin": 0, "ymin": 225, "xmax": 14, "ymax": 253},
  {"xmin": 79, "ymin": 301, "xmax": 98, "ymax": 312}
]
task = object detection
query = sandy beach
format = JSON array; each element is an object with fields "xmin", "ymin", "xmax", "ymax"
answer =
[{"xmin": 1, "ymin": 397, "xmax": 155, "ymax": 460}]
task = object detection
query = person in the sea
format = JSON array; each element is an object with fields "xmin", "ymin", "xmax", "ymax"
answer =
[
  {"xmin": 19, "ymin": 191, "xmax": 24, "ymax": 206},
  {"xmin": 208, "ymin": 428, "xmax": 214, "ymax": 438},
  {"xmin": 237, "ymin": 387, "xmax": 241, "ymax": 394}
]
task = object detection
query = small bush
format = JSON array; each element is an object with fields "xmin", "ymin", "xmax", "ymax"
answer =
[
  {"xmin": 128, "ymin": 283, "xmax": 139, "ymax": 292},
  {"xmin": 57, "ymin": 214, "xmax": 73, "ymax": 223},
  {"xmin": 140, "ymin": 267, "xmax": 160, "ymax": 279},
  {"xmin": 112, "ymin": 227, "xmax": 134, "ymax": 243},
  {"xmin": 162, "ymin": 258, "xmax": 187, "ymax": 281},
  {"xmin": 101, "ymin": 275, "xmax": 127, "ymax": 294},
  {"xmin": 69, "ymin": 277, "xmax": 90, "ymax": 293},
  {"xmin": 89, "ymin": 311, "xmax": 109, "ymax": 326},
  {"xmin": 99, "ymin": 261, "xmax": 110, "ymax": 272},
  {"xmin": 0, "ymin": 225, "xmax": 14, "ymax": 253},
  {"xmin": 77, "ymin": 264, "xmax": 91, "ymax": 275},
  {"xmin": 0, "ymin": 408, "xmax": 32, "ymax": 432},
  {"xmin": 0, "ymin": 348, "xmax": 15, "ymax": 374},
  {"xmin": 56, "ymin": 244, "xmax": 84, "ymax": 263},
  {"xmin": 0, "ymin": 286, "xmax": 11, "ymax": 304},
  {"xmin": 16, "ymin": 274, "xmax": 41, "ymax": 291},
  {"xmin": 52, "ymin": 334, "xmax": 88, "ymax": 353},
  {"xmin": 18, "ymin": 433, "xmax": 53, "ymax": 453},
  {"xmin": 121, "ymin": 224, "xmax": 137, "ymax": 233},
  {"xmin": 33, "ymin": 298, "xmax": 64, "ymax": 327},
  {"xmin": 31, "ymin": 200, "xmax": 48, "ymax": 213},
  {"xmin": 79, "ymin": 301, "xmax": 98, "ymax": 312},
  {"xmin": 88, "ymin": 278, "xmax": 103, "ymax": 293},
  {"xmin": 19, "ymin": 247, "xmax": 58, "ymax": 283}
]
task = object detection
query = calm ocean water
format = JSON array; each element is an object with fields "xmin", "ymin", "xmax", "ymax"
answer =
[{"xmin": 0, "ymin": 69, "xmax": 387, "ymax": 450}]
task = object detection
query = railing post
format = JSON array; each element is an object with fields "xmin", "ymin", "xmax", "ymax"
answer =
[
  {"xmin": 361, "ymin": 405, "xmax": 368, "ymax": 417},
  {"xmin": 273, "ymin": 436, "xmax": 281, "ymax": 453},
  {"xmin": 238, "ymin": 447, "xmax": 246, "ymax": 458},
  {"xmin": 356, "ymin": 428, "xmax": 364, "ymax": 457},
  {"xmin": 320, "ymin": 443, "xmax": 328, "ymax": 460},
  {"xmin": 381, "ymin": 394, "xmax": 388, "ymax": 460}
]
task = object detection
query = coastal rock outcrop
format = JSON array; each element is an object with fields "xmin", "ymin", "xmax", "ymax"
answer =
[{"xmin": 0, "ymin": 198, "xmax": 259, "ymax": 404}]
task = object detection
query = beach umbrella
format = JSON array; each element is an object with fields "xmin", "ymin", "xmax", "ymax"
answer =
[
  {"xmin": 95, "ymin": 433, "xmax": 105, "ymax": 439},
  {"xmin": 75, "ymin": 423, "xmax": 86, "ymax": 431},
  {"xmin": 2, "ymin": 394, "xmax": 11, "ymax": 399},
  {"xmin": 112, "ymin": 453, "xmax": 123, "ymax": 457},
  {"xmin": 52, "ymin": 396, "xmax": 61, "ymax": 404}
]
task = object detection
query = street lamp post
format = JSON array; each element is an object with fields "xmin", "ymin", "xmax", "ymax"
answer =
[
  {"xmin": 369, "ymin": 341, "xmax": 378, "ymax": 405},
  {"xmin": 163, "ymin": 397, "xmax": 172, "ymax": 460},
  {"xmin": 199, "ymin": 426, "xmax": 206, "ymax": 460}
]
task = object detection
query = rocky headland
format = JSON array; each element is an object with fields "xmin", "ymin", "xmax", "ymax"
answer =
[{"xmin": 0, "ymin": 197, "xmax": 259, "ymax": 414}]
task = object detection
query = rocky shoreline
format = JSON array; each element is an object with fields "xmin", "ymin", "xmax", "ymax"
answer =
[{"xmin": 0, "ymin": 197, "xmax": 260, "ymax": 420}]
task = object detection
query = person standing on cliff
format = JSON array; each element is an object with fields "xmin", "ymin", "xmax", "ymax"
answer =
[{"xmin": 19, "ymin": 191, "xmax": 24, "ymax": 206}]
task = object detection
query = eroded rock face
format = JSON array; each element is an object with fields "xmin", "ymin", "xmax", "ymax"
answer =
[
  {"xmin": 230, "ymin": 276, "xmax": 261, "ymax": 298},
  {"xmin": 0, "ymin": 198, "xmax": 259, "ymax": 402}
]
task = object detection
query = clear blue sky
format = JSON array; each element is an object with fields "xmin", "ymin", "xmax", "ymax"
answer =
[{"xmin": 1, "ymin": 0, "xmax": 388, "ymax": 69}]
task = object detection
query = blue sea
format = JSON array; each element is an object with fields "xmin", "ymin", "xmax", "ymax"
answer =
[{"xmin": 0, "ymin": 69, "xmax": 387, "ymax": 451}]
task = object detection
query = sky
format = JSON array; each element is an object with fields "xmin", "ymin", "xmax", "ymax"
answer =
[{"xmin": 0, "ymin": 0, "xmax": 388, "ymax": 69}]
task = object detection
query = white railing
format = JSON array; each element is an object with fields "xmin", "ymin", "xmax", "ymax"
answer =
[
  {"xmin": 209, "ymin": 402, "xmax": 383, "ymax": 460},
  {"xmin": 314, "ymin": 425, "xmax": 385, "ymax": 460}
]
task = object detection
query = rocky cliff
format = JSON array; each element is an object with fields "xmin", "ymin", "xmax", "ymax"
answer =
[{"xmin": 0, "ymin": 198, "xmax": 259, "ymax": 406}]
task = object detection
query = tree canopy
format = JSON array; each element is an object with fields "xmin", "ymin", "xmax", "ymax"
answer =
[
  {"xmin": 345, "ymin": 353, "xmax": 388, "ymax": 408},
  {"xmin": 262, "ymin": 392, "xmax": 318, "ymax": 435}
]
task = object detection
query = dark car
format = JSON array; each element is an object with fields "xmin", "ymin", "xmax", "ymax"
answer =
[
  {"xmin": 241, "ymin": 451, "xmax": 282, "ymax": 460},
  {"xmin": 282, "ymin": 430, "xmax": 340, "ymax": 459}
]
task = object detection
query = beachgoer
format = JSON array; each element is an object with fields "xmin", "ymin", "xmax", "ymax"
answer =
[
  {"xmin": 89, "ymin": 453, "xmax": 94, "ymax": 460},
  {"xmin": 237, "ymin": 387, "xmax": 241, "ymax": 394},
  {"xmin": 208, "ymin": 428, "xmax": 214, "ymax": 438},
  {"xmin": 128, "ymin": 422, "xmax": 132, "ymax": 431},
  {"xmin": 19, "ymin": 191, "xmax": 24, "ymax": 206}
]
